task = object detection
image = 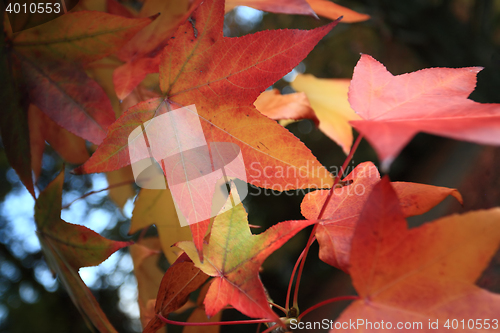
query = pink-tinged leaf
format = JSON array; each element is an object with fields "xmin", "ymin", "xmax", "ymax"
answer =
[
  {"xmin": 301, "ymin": 162, "xmax": 463, "ymax": 272},
  {"xmin": 20, "ymin": 57, "xmax": 115, "ymax": 144},
  {"xmin": 333, "ymin": 178, "xmax": 500, "ymax": 331},
  {"xmin": 177, "ymin": 191, "xmax": 317, "ymax": 320},
  {"xmin": 349, "ymin": 54, "xmax": 500, "ymax": 168},
  {"xmin": 34, "ymin": 169, "xmax": 131, "ymax": 332}
]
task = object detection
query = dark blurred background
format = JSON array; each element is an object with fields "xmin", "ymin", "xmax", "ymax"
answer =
[{"xmin": 1, "ymin": 0, "xmax": 499, "ymax": 332}]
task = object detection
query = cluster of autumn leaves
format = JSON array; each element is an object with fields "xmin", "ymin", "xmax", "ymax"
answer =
[{"xmin": 2, "ymin": 0, "xmax": 500, "ymax": 331}]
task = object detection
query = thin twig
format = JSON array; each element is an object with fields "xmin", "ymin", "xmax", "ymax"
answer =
[
  {"xmin": 156, "ymin": 314, "xmax": 272, "ymax": 326},
  {"xmin": 292, "ymin": 135, "xmax": 363, "ymax": 309},
  {"xmin": 61, "ymin": 180, "xmax": 135, "ymax": 209},
  {"xmin": 261, "ymin": 322, "xmax": 282, "ymax": 333},
  {"xmin": 285, "ymin": 247, "xmax": 306, "ymax": 311},
  {"xmin": 298, "ymin": 295, "xmax": 359, "ymax": 321},
  {"xmin": 269, "ymin": 302, "xmax": 287, "ymax": 315}
]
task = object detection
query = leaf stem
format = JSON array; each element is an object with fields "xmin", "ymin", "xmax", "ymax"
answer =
[
  {"xmin": 156, "ymin": 314, "xmax": 272, "ymax": 326},
  {"xmin": 61, "ymin": 180, "xmax": 135, "ymax": 209},
  {"xmin": 292, "ymin": 134, "xmax": 363, "ymax": 309},
  {"xmin": 285, "ymin": 247, "xmax": 306, "ymax": 311},
  {"xmin": 298, "ymin": 295, "xmax": 359, "ymax": 320},
  {"xmin": 269, "ymin": 302, "xmax": 287, "ymax": 315}
]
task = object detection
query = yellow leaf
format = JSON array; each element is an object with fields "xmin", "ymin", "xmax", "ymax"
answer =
[
  {"xmin": 291, "ymin": 74, "xmax": 361, "ymax": 154},
  {"xmin": 131, "ymin": 189, "xmax": 192, "ymax": 263}
]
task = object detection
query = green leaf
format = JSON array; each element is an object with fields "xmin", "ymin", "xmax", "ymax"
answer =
[{"xmin": 177, "ymin": 189, "xmax": 316, "ymax": 320}]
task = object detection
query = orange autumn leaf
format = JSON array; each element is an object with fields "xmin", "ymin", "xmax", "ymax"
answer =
[
  {"xmin": 254, "ymin": 89, "xmax": 318, "ymax": 125},
  {"xmin": 307, "ymin": 0, "xmax": 370, "ymax": 23},
  {"xmin": 113, "ymin": 55, "xmax": 162, "ymax": 101},
  {"xmin": 77, "ymin": 0, "xmax": 337, "ymax": 256},
  {"xmin": 78, "ymin": 0, "xmax": 336, "ymax": 185},
  {"xmin": 301, "ymin": 162, "xmax": 463, "ymax": 272},
  {"xmin": 333, "ymin": 178, "xmax": 500, "ymax": 331},
  {"xmin": 78, "ymin": 0, "xmax": 336, "ymax": 187},
  {"xmin": 349, "ymin": 54, "xmax": 500, "ymax": 168},
  {"xmin": 291, "ymin": 74, "xmax": 360, "ymax": 154}
]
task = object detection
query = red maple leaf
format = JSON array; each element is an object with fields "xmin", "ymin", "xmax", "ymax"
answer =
[
  {"xmin": 333, "ymin": 177, "xmax": 500, "ymax": 331},
  {"xmin": 301, "ymin": 162, "xmax": 462, "ymax": 272}
]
